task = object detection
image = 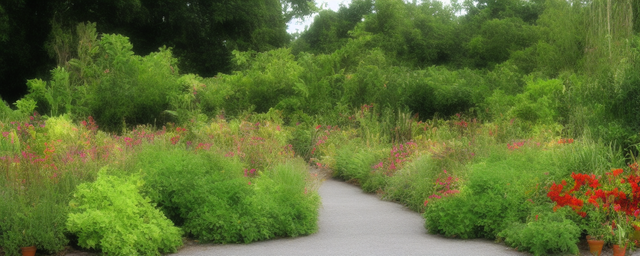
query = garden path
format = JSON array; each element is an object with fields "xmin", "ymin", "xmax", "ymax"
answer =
[{"xmin": 170, "ymin": 178, "xmax": 527, "ymax": 256}]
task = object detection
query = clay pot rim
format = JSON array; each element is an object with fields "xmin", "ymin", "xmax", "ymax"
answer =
[{"xmin": 586, "ymin": 235, "xmax": 605, "ymax": 241}]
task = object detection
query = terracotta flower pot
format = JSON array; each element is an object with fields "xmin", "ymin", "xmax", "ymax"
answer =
[
  {"xmin": 20, "ymin": 246, "xmax": 36, "ymax": 256},
  {"xmin": 586, "ymin": 237, "xmax": 604, "ymax": 256},
  {"xmin": 613, "ymin": 244, "xmax": 626, "ymax": 256}
]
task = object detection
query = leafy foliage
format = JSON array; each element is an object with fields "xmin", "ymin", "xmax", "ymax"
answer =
[
  {"xmin": 334, "ymin": 143, "xmax": 387, "ymax": 192},
  {"xmin": 0, "ymin": 189, "xmax": 68, "ymax": 256},
  {"xmin": 498, "ymin": 209, "xmax": 581, "ymax": 256},
  {"xmin": 66, "ymin": 170, "xmax": 183, "ymax": 256},
  {"xmin": 1, "ymin": 0, "xmax": 317, "ymax": 102},
  {"xmin": 423, "ymin": 145, "xmax": 592, "ymax": 239},
  {"xmin": 136, "ymin": 148, "xmax": 320, "ymax": 243}
]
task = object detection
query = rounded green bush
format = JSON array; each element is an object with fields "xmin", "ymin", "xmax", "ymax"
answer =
[
  {"xmin": 66, "ymin": 170, "xmax": 183, "ymax": 256},
  {"xmin": 498, "ymin": 210, "xmax": 580, "ymax": 256},
  {"xmin": 137, "ymin": 148, "xmax": 320, "ymax": 244}
]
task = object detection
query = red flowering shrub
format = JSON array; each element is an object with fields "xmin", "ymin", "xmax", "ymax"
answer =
[
  {"xmin": 548, "ymin": 167, "xmax": 640, "ymax": 243},
  {"xmin": 548, "ymin": 169, "xmax": 640, "ymax": 218}
]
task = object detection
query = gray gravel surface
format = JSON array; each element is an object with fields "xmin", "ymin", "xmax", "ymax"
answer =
[{"xmin": 170, "ymin": 179, "xmax": 527, "ymax": 256}]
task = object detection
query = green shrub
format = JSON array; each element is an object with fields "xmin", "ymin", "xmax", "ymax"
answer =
[
  {"xmin": 423, "ymin": 141, "xmax": 619, "ymax": 242},
  {"xmin": 24, "ymin": 67, "xmax": 72, "ymax": 117},
  {"xmin": 66, "ymin": 170, "xmax": 183, "ymax": 255},
  {"xmin": 137, "ymin": 148, "xmax": 320, "ymax": 243},
  {"xmin": 483, "ymin": 77, "xmax": 564, "ymax": 125},
  {"xmin": 289, "ymin": 126, "xmax": 314, "ymax": 161},
  {"xmin": 0, "ymin": 98, "xmax": 23, "ymax": 122},
  {"xmin": 209, "ymin": 49, "xmax": 303, "ymax": 117},
  {"xmin": 423, "ymin": 191, "xmax": 480, "ymax": 238},
  {"xmin": 386, "ymin": 156, "xmax": 460, "ymax": 211},
  {"xmin": 295, "ymin": 53, "xmax": 345, "ymax": 116},
  {"xmin": 334, "ymin": 143, "xmax": 388, "ymax": 192},
  {"xmin": 424, "ymin": 146, "xmax": 562, "ymax": 239},
  {"xmin": 551, "ymin": 139, "xmax": 625, "ymax": 178},
  {"xmin": 250, "ymin": 161, "xmax": 321, "ymax": 237},
  {"xmin": 403, "ymin": 66, "xmax": 480, "ymax": 119},
  {"xmin": 86, "ymin": 34, "xmax": 181, "ymax": 131},
  {"xmin": 0, "ymin": 189, "xmax": 68, "ymax": 256},
  {"xmin": 498, "ymin": 209, "xmax": 580, "ymax": 256}
]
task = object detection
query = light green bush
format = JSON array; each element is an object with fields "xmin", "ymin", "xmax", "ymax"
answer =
[{"xmin": 66, "ymin": 170, "xmax": 183, "ymax": 255}]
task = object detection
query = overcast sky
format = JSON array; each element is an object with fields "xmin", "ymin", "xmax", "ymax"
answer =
[{"xmin": 286, "ymin": 0, "xmax": 453, "ymax": 34}]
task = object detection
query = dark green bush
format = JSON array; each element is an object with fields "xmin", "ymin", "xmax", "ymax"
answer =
[
  {"xmin": 85, "ymin": 34, "xmax": 181, "ymax": 131},
  {"xmin": 136, "ymin": 148, "xmax": 319, "ymax": 243},
  {"xmin": 403, "ymin": 67, "xmax": 481, "ymax": 119},
  {"xmin": 295, "ymin": 53, "xmax": 345, "ymax": 116},
  {"xmin": 498, "ymin": 209, "xmax": 580, "ymax": 256},
  {"xmin": 66, "ymin": 170, "xmax": 183, "ymax": 255},
  {"xmin": 21, "ymin": 23, "xmax": 183, "ymax": 131}
]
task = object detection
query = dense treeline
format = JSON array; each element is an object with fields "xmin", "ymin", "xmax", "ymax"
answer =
[
  {"xmin": 1, "ymin": 0, "xmax": 639, "ymax": 149},
  {"xmin": 0, "ymin": 0, "xmax": 315, "ymax": 103}
]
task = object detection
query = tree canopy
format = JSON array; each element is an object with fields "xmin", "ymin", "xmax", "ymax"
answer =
[{"xmin": 0, "ymin": 0, "xmax": 315, "ymax": 103}]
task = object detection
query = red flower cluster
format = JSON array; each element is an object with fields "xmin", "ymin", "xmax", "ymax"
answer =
[
  {"xmin": 548, "ymin": 169, "xmax": 640, "ymax": 218},
  {"xmin": 548, "ymin": 179, "xmax": 586, "ymax": 216}
]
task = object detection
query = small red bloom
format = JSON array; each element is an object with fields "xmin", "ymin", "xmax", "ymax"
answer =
[{"xmin": 612, "ymin": 168, "xmax": 624, "ymax": 176}]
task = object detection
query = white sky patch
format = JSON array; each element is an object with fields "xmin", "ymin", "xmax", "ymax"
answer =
[{"xmin": 287, "ymin": 0, "xmax": 453, "ymax": 34}]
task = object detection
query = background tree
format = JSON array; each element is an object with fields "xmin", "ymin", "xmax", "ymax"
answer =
[
  {"xmin": 292, "ymin": 0, "xmax": 374, "ymax": 55},
  {"xmin": 0, "ymin": 0, "xmax": 56, "ymax": 104},
  {"xmin": 0, "ymin": 0, "xmax": 316, "ymax": 104}
]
